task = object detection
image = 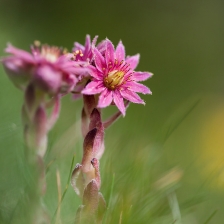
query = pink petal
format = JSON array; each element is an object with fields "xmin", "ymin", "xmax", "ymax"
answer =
[
  {"xmin": 6, "ymin": 44, "xmax": 34, "ymax": 63},
  {"xmin": 97, "ymin": 40, "xmax": 107, "ymax": 54},
  {"xmin": 93, "ymin": 47, "xmax": 106, "ymax": 73},
  {"xmin": 123, "ymin": 81, "xmax": 152, "ymax": 94},
  {"xmin": 132, "ymin": 72, "xmax": 153, "ymax": 81},
  {"xmin": 87, "ymin": 65, "xmax": 103, "ymax": 80},
  {"xmin": 92, "ymin": 36, "xmax": 98, "ymax": 47},
  {"xmin": 105, "ymin": 39, "xmax": 115, "ymax": 67},
  {"xmin": 33, "ymin": 65, "xmax": 62, "ymax": 94},
  {"xmin": 115, "ymin": 40, "xmax": 125, "ymax": 62},
  {"xmin": 73, "ymin": 42, "xmax": 85, "ymax": 52},
  {"xmin": 59, "ymin": 72, "xmax": 77, "ymax": 93},
  {"xmin": 120, "ymin": 89, "xmax": 145, "ymax": 104},
  {"xmin": 98, "ymin": 89, "xmax": 113, "ymax": 108},
  {"xmin": 83, "ymin": 35, "xmax": 91, "ymax": 56},
  {"xmin": 2, "ymin": 57, "xmax": 31, "ymax": 88},
  {"xmin": 61, "ymin": 65, "xmax": 88, "ymax": 76},
  {"xmin": 126, "ymin": 54, "xmax": 140, "ymax": 70},
  {"xmin": 82, "ymin": 81, "xmax": 105, "ymax": 95},
  {"xmin": 113, "ymin": 89, "xmax": 125, "ymax": 116}
]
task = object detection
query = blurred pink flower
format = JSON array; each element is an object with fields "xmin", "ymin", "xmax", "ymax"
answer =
[
  {"xmin": 82, "ymin": 39, "xmax": 153, "ymax": 116},
  {"xmin": 2, "ymin": 42, "xmax": 86, "ymax": 94}
]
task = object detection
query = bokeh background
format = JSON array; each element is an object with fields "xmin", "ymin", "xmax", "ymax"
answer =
[{"xmin": 1, "ymin": 0, "xmax": 224, "ymax": 223}]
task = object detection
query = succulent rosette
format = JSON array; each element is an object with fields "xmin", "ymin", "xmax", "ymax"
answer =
[
  {"xmin": 81, "ymin": 39, "xmax": 153, "ymax": 116},
  {"xmin": 2, "ymin": 42, "xmax": 86, "ymax": 94}
]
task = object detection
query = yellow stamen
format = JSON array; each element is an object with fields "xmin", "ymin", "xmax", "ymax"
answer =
[{"xmin": 104, "ymin": 70, "xmax": 125, "ymax": 90}]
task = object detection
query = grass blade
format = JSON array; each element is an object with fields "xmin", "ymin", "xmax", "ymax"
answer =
[{"xmin": 51, "ymin": 154, "xmax": 76, "ymax": 224}]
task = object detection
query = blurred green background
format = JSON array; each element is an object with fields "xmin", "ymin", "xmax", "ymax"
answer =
[{"xmin": 1, "ymin": 0, "xmax": 224, "ymax": 223}]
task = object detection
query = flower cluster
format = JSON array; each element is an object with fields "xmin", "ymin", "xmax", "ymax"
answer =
[
  {"xmin": 1, "ymin": 35, "xmax": 153, "ymax": 224},
  {"xmin": 2, "ymin": 36, "xmax": 152, "ymax": 116}
]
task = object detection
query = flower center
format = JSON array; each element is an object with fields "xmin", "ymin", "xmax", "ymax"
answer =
[
  {"xmin": 32, "ymin": 41, "xmax": 65, "ymax": 63},
  {"xmin": 41, "ymin": 45, "xmax": 62, "ymax": 63},
  {"xmin": 104, "ymin": 70, "xmax": 125, "ymax": 90}
]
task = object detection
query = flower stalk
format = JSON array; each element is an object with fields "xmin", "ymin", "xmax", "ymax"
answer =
[{"xmin": 1, "ymin": 35, "xmax": 152, "ymax": 223}]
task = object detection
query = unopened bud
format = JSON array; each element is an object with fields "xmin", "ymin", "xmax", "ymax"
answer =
[
  {"xmin": 83, "ymin": 179, "xmax": 99, "ymax": 215},
  {"xmin": 82, "ymin": 128, "xmax": 97, "ymax": 172}
]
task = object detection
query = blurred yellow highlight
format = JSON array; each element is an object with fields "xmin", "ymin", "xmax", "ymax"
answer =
[{"xmin": 199, "ymin": 102, "xmax": 224, "ymax": 190}]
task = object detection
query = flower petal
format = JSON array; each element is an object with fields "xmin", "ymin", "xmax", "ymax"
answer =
[
  {"xmin": 98, "ymin": 89, "xmax": 113, "ymax": 108},
  {"xmin": 123, "ymin": 81, "xmax": 152, "ymax": 94},
  {"xmin": 61, "ymin": 64, "xmax": 88, "ymax": 75},
  {"xmin": 132, "ymin": 72, "xmax": 153, "ymax": 81},
  {"xmin": 82, "ymin": 81, "xmax": 105, "ymax": 95},
  {"xmin": 92, "ymin": 35, "xmax": 98, "ymax": 47},
  {"xmin": 97, "ymin": 40, "xmax": 107, "ymax": 55},
  {"xmin": 126, "ymin": 54, "xmax": 140, "ymax": 70},
  {"xmin": 33, "ymin": 65, "xmax": 62, "ymax": 94},
  {"xmin": 2, "ymin": 57, "xmax": 32, "ymax": 88},
  {"xmin": 61, "ymin": 74, "xmax": 77, "ymax": 93},
  {"xmin": 115, "ymin": 40, "xmax": 125, "ymax": 62},
  {"xmin": 113, "ymin": 89, "xmax": 125, "ymax": 116},
  {"xmin": 73, "ymin": 42, "xmax": 85, "ymax": 52},
  {"xmin": 93, "ymin": 47, "xmax": 106, "ymax": 73},
  {"xmin": 120, "ymin": 89, "xmax": 145, "ymax": 104},
  {"xmin": 6, "ymin": 44, "xmax": 34, "ymax": 63},
  {"xmin": 83, "ymin": 35, "xmax": 91, "ymax": 56},
  {"xmin": 105, "ymin": 39, "xmax": 115, "ymax": 67},
  {"xmin": 87, "ymin": 65, "xmax": 103, "ymax": 80}
]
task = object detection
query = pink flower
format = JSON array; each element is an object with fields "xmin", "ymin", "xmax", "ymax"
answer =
[
  {"xmin": 71, "ymin": 35, "xmax": 106, "ymax": 99},
  {"xmin": 82, "ymin": 39, "xmax": 153, "ymax": 116},
  {"xmin": 72, "ymin": 35, "xmax": 106, "ymax": 64},
  {"xmin": 72, "ymin": 35, "xmax": 97, "ymax": 63},
  {"xmin": 2, "ymin": 42, "xmax": 86, "ymax": 94}
]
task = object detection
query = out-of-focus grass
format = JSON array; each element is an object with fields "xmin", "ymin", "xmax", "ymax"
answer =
[{"xmin": 1, "ymin": 0, "xmax": 224, "ymax": 223}]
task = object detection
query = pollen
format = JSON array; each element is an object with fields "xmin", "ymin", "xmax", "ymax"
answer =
[{"xmin": 104, "ymin": 70, "xmax": 125, "ymax": 90}]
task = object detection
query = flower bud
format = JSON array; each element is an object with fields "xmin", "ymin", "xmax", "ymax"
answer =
[
  {"xmin": 83, "ymin": 179, "xmax": 99, "ymax": 215},
  {"xmin": 82, "ymin": 128, "xmax": 97, "ymax": 172}
]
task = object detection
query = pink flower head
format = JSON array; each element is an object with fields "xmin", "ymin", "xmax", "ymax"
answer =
[
  {"xmin": 2, "ymin": 42, "xmax": 86, "ymax": 94},
  {"xmin": 71, "ymin": 35, "xmax": 106, "ymax": 99},
  {"xmin": 82, "ymin": 39, "xmax": 153, "ymax": 116},
  {"xmin": 72, "ymin": 35, "xmax": 98, "ymax": 63},
  {"xmin": 72, "ymin": 35, "xmax": 106, "ymax": 64}
]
